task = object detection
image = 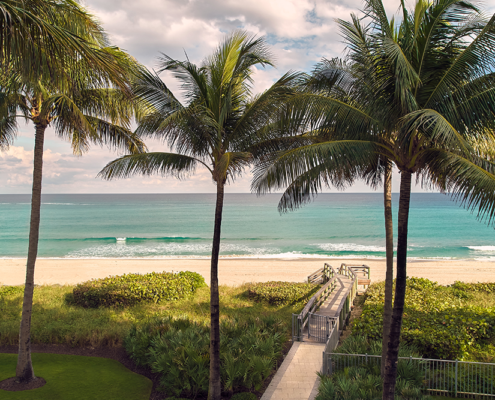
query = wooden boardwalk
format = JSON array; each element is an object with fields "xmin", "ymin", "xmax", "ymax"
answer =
[{"xmin": 261, "ymin": 268, "xmax": 361, "ymax": 400}]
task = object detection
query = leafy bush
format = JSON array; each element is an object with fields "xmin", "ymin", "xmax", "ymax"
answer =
[
  {"xmin": 0, "ymin": 285, "xmax": 24, "ymax": 298},
  {"xmin": 317, "ymin": 366, "xmax": 431, "ymax": 400},
  {"xmin": 124, "ymin": 315, "xmax": 286, "ymax": 398},
  {"xmin": 248, "ymin": 281, "xmax": 319, "ymax": 306},
  {"xmin": 72, "ymin": 271, "xmax": 206, "ymax": 308},
  {"xmin": 450, "ymin": 281, "xmax": 495, "ymax": 294},
  {"xmin": 352, "ymin": 278, "xmax": 495, "ymax": 359},
  {"xmin": 230, "ymin": 393, "xmax": 257, "ymax": 400}
]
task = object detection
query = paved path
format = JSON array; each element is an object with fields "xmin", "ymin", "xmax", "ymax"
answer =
[
  {"xmin": 261, "ymin": 341, "xmax": 323, "ymax": 400},
  {"xmin": 261, "ymin": 275, "xmax": 355, "ymax": 400}
]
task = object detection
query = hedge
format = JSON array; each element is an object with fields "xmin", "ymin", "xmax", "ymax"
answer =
[
  {"xmin": 352, "ymin": 277, "xmax": 495, "ymax": 359},
  {"xmin": 247, "ymin": 281, "xmax": 319, "ymax": 306},
  {"xmin": 71, "ymin": 271, "xmax": 206, "ymax": 308}
]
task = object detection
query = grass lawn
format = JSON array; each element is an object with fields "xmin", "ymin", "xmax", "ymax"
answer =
[{"xmin": 0, "ymin": 353, "xmax": 152, "ymax": 399}]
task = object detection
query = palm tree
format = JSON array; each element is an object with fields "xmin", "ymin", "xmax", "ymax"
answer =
[
  {"xmin": 0, "ymin": 0, "xmax": 131, "ymax": 88},
  {"xmin": 252, "ymin": 55, "xmax": 395, "ymax": 379},
  {"xmin": 0, "ymin": 49, "xmax": 144, "ymax": 383},
  {"xmin": 99, "ymin": 31, "xmax": 299, "ymax": 400},
  {"xmin": 253, "ymin": 0, "xmax": 495, "ymax": 398}
]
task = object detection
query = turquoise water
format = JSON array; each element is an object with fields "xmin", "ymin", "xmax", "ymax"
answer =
[{"xmin": 1, "ymin": 193, "xmax": 494, "ymax": 260}]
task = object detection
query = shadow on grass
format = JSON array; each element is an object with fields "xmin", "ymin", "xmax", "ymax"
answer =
[{"xmin": 0, "ymin": 353, "xmax": 151, "ymax": 400}]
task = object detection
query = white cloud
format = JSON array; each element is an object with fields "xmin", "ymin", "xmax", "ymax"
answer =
[{"xmin": 4, "ymin": 0, "xmax": 484, "ymax": 194}]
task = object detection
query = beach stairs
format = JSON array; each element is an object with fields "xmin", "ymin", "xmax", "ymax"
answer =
[{"xmin": 261, "ymin": 264, "xmax": 368, "ymax": 400}]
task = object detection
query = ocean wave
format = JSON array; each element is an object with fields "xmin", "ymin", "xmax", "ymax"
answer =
[
  {"xmin": 316, "ymin": 243, "xmax": 386, "ymax": 252},
  {"xmin": 466, "ymin": 246, "xmax": 495, "ymax": 252},
  {"xmin": 66, "ymin": 242, "xmax": 277, "ymax": 258}
]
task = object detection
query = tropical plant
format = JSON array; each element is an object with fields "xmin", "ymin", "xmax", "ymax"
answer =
[
  {"xmin": 0, "ymin": 0, "xmax": 131, "ymax": 88},
  {"xmin": 99, "ymin": 30, "xmax": 299, "ymax": 400},
  {"xmin": 253, "ymin": 0, "xmax": 495, "ymax": 398},
  {"xmin": 0, "ymin": 24, "xmax": 144, "ymax": 383},
  {"xmin": 124, "ymin": 315, "xmax": 286, "ymax": 398}
]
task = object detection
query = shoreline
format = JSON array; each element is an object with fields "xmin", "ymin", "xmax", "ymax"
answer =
[{"xmin": 1, "ymin": 257, "xmax": 495, "ymax": 287}]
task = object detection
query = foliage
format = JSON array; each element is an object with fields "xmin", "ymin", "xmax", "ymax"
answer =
[
  {"xmin": 71, "ymin": 271, "xmax": 206, "ymax": 308},
  {"xmin": 124, "ymin": 315, "xmax": 287, "ymax": 398},
  {"xmin": 317, "ymin": 369, "xmax": 431, "ymax": 400},
  {"xmin": 0, "ymin": 285, "xmax": 23, "ymax": 297},
  {"xmin": 336, "ymin": 335, "xmax": 421, "ymax": 358},
  {"xmin": 247, "ymin": 281, "xmax": 319, "ymax": 306},
  {"xmin": 352, "ymin": 278, "xmax": 495, "ymax": 360},
  {"xmin": 230, "ymin": 393, "xmax": 258, "ymax": 400},
  {"xmin": 450, "ymin": 281, "xmax": 495, "ymax": 295},
  {"xmin": 0, "ymin": 353, "xmax": 152, "ymax": 399},
  {"xmin": 0, "ymin": 283, "xmax": 299, "ymax": 348},
  {"xmin": 317, "ymin": 339, "xmax": 431, "ymax": 400}
]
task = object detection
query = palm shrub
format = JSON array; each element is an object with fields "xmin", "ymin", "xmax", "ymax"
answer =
[
  {"xmin": 124, "ymin": 315, "xmax": 286, "ymax": 398},
  {"xmin": 99, "ymin": 30, "xmax": 299, "ymax": 400}
]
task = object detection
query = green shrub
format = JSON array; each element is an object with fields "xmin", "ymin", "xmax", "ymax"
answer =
[
  {"xmin": 124, "ymin": 315, "xmax": 286, "ymax": 398},
  {"xmin": 352, "ymin": 278, "xmax": 495, "ymax": 360},
  {"xmin": 248, "ymin": 281, "xmax": 319, "ymax": 306},
  {"xmin": 450, "ymin": 281, "xmax": 495, "ymax": 294},
  {"xmin": 0, "ymin": 285, "xmax": 24, "ymax": 298},
  {"xmin": 316, "ymin": 365, "xmax": 431, "ymax": 400},
  {"xmin": 72, "ymin": 271, "xmax": 206, "ymax": 308},
  {"xmin": 231, "ymin": 393, "xmax": 257, "ymax": 400}
]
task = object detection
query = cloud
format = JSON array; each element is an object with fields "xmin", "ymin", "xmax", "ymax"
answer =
[{"xmin": 4, "ymin": 0, "xmax": 478, "ymax": 194}]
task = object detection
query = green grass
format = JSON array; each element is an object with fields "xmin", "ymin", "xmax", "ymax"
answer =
[
  {"xmin": 0, "ymin": 284, "xmax": 303, "ymax": 346},
  {"xmin": 0, "ymin": 353, "xmax": 152, "ymax": 399}
]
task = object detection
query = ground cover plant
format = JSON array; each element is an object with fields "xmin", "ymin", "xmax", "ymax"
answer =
[
  {"xmin": 71, "ymin": 271, "xmax": 206, "ymax": 308},
  {"xmin": 0, "ymin": 353, "xmax": 152, "ymax": 399},
  {"xmin": 248, "ymin": 281, "xmax": 319, "ymax": 305},
  {"xmin": 352, "ymin": 278, "xmax": 495, "ymax": 361},
  {"xmin": 125, "ymin": 315, "xmax": 286, "ymax": 398}
]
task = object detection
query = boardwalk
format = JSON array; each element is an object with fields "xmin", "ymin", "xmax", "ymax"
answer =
[{"xmin": 261, "ymin": 273, "xmax": 356, "ymax": 400}]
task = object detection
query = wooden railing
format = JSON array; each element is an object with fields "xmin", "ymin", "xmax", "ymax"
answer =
[
  {"xmin": 293, "ymin": 264, "xmax": 338, "ymax": 341},
  {"xmin": 293, "ymin": 263, "xmax": 370, "ymax": 343},
  {"xmin": 321, "ymin": 264, "xmax": 370, "ymax": 369},
  {"xmin": 307, "ymin": 263, "xmax": 334, "ymax": 284}
]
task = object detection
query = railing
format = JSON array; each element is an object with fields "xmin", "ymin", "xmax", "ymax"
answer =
[
  {"xmin": 293, "ymin": 264, "xmax": 338, "ymax": 341},
  {"xmin": 322, "ymin": 353, "xmax": 495, "ymax": 398},
  {"xmin": 320, "ymin": 264, "xmax": 360, "ymax": 356},
  {"xmin": 293, "ymin": 263, "xmax": 370, "ymax": 344},
  {"xmin": 307, "ymin": 263, "xmax": 334, "ymax": 284}
]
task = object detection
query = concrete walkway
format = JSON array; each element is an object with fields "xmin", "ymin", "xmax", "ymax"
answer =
[
  {"xmin": 261, "ymin": 341, "xmax": 323, "ymax": 400},
  {"xmin": 261, "ymin": 275, "xmax": 355, "ymax": 400}
]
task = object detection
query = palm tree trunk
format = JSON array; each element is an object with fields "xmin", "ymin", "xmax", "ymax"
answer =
[
  {"xmin": 382, "ymin": 170, "xmax": 412, "ymax": 400},
  {"xmin": 208, "ymin": 179, "xmax": 224, "ymax": 400},
  {"xmin": 381, "ymin": 162, "xmax": 394, "ymax": 377},
  {"xmin": 16, "ymin": 124, "xmax": 46, "ymax": 383}
]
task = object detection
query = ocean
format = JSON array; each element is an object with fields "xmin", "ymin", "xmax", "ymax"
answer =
[{"xmin": 1, "ymin": 193, "xmax": 494, "ymax": 260}]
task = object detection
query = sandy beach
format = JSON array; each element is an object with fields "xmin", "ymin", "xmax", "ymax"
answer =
[{"xmin": 1, "ymin": 258, "xmax": 495, "ymax": 286}]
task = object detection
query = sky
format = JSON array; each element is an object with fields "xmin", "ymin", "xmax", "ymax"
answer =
[{"xmin": 1, "ymin": 0, "xmax": 494, "ymax": 194}]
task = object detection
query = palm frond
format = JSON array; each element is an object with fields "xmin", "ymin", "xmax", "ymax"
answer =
[{"xmin": 98, "ymin": 152, "xmax": 199, "ymax": 180}]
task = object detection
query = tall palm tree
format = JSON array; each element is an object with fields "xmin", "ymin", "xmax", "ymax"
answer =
[
  {"xmin": 253, "ymin": 0, "xmax": 495, "ymax": 398},
  {"xmin": 99, "ymin": 31, "xmax": 299, "ymax": 400},
  {"xmin": 0, "ymin": 0, "xmax": 130, "ymax": 88},
  {"xmin": 0, "ymin": 50, "xmax": 144, "ymax": 384}
]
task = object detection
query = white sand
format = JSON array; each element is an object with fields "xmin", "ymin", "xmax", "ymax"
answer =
[{"xmin": 1, "ymin": 258, "xmax": 495, "ymax": 286}]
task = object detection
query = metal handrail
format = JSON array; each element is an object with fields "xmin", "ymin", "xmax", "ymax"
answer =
[{"xmin": 322, "ymin": 353, "xmax": 495, "ymax": 398}]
